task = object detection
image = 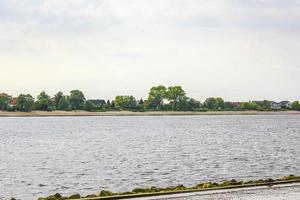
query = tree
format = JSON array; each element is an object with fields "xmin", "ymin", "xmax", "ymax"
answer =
[
  {"xmin": 84, "ymin": 100, "xmax": 95, "ymax": 111},
  {"xmin": 261, "ymin": 100, "xmax": 271, "ymax": 110},
  {"xmin": 0, "ymin": 94, "xmax": 10, "ymax": 111},
  {"xmin": 111, "ymin": 100, "xmax": 115, "ymax": 108},
  {"xmin": 69, "ymin": 90, "xmax": 85, "ymax": 110},
  {"xmin": 186, "ymin": 98, "xmax": 200, "ymax": 111},
  {"xmin": 57, "ymin": 96, "xmax": 70, "ymax": 110},
  {"xmin": 54, "ymin": 91, "xmax": 63, "ymax": 109},
  {"xmin": 204, "ymin": 97, "xmax": 218, "ymax": 110},
  {"xmin": 215, "ymin": 97, "xmax": 225, "ymax": 110},
  {"xmin": 35, "ymin": 91, "xmax": 51, "ymax": 111},
  {"xmin": 292, "ymin": 101, "xmax": 300, "ymax": 110},
  {"xmin": 16, "ymin": 94, "xmax": 34, "ymax": 112},
  {"xmin": 148, "ymin": 85, "xmax": 167, "ymax": 110},
  {"xmin": 167, "ymin": 86, "xmax": 186, "ymax": 110},
  {"xmin": 136, "ymin": 98, "xmax": 145, "ymax": 111},
  {"xmin": 240, "ymin": 101, "xmax": 258, "ymax": 110},
  {"xmin": 114, "ymin": 95, "xmax": 137, "ymax": 110}
]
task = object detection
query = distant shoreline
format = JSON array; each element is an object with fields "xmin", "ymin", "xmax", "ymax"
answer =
[{"xmin": 1, "ymin": 110, "xmax": 300, "ymax": 117}]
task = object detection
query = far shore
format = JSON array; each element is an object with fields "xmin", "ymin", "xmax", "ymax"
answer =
[{"xmin": 1, "ymin": 110, "xmax": 300, "ymax": 117}]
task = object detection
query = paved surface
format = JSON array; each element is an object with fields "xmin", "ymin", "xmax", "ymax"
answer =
[{"xmin": 138, "ymin": 183, "xmax": 300, "ymax": 200}]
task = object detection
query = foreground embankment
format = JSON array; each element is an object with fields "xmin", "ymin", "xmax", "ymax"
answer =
[
  {"xmin": 1, "ymin": 110, "xmax": 300, "ymax": 117},
  {"xmin": 152, "ymin": 182, "xmax": 300, "ymax": 200},
  {"xmin": 37, "ymin": 175, "xmax": 300, "ymax": 200}
]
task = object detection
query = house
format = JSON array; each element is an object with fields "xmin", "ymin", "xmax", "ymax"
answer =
[
  {"xmin": 88, "ymin": 99, "xmax": 106, "ymax": 106},
  {"xmin": 0, "ymin": 93, "xmax": 16, "ymax": 107},
  {"xmin": 9, "ymin": 97, "xmax": 17, "ymax": 106},
  {"xmin": 232, "ymin": 102, "xmax": 242, "ymax": 108},
  {"xmin": 270, "ymin": 102, "xmax": 282, "ymax": 110},
  {"xmin": 280, "ymin": 101, "xmax": 292, "ymax": 109},
  {"xmin": 50, "ymin": 97, "xmax": 56, "ymax": 104}
]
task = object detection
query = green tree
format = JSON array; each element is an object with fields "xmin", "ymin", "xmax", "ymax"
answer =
[
  {"xmin": 167, "ymin": 86, "xmax": 186, "ymax": 110},
  {"xmin": 148, "ymin": 85, "xmax": 167, "ymax": 110},
  {"xmin": 84, "ymin": 100, "xmax": 95, "ymax": 111},
  {"xmin": 35, "ymin": 91, "xmax": 51, "ymax": 111},
  {"xmin": 16, "ymin": 94, "xmax": 34, "ymax": 112},
  {"xmin": 292, "ymin": 101, "xmax": 300, "ymax": 110},
  {"xmin": 204, "ymin": 97, "xmax": 218, "ymax": 110},
  {"xmin": 261, "ymin": 100, "xmax": 271, "ymax": 110},
  {"xmin": 0, "ymin": 94, "xmax": 10, "ymax": 111},
  {"xmin": 240, "ymin": 101, "xmax": 258, "ymax": 110},
  {"xmin": 216, "ymin": 97, "xmax": 225, "ymax": 110},
  {"xmin": 54, "ymin": 91, "xmax": 63, "ymax": 109},
  {"xmin": 69, "ymin": 90, "xmax": 85, "ymax": 110},
  {"xmin": 186, "ymin": 98, "xmax": 200, "ymax": 111},
  {"xmin": 176, "ymin": 97, "xmax": 200, "ymax": 111},
  {"xmin": 136, "ymin": 98, "xmax": 145, "ymax": 111},
  {"xmin": 114, "ymin": 95, "xmax": 137, "ymax": 110},
  {"xmin": 57, "ymin": 96, "xmax": 70, "ymax": 110}
]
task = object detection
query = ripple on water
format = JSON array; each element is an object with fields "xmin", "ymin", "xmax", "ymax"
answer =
[{"xmin": 0, "ymin": 115, "xmax": 300, "ymax": 200}]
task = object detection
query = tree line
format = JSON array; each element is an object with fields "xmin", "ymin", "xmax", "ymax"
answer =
[{"xmin": 0, "ymin": 86, "xmax": 300, "ymax": 112}]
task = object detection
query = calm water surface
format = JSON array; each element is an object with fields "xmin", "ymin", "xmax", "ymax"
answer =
[{"xmin": 0, "ymin": 115, "xmax": 300, "ymax": 200}]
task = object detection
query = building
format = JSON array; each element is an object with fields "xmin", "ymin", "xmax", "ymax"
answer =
[
  {"xmin": 280, "ymin": 101, "xmax": 292, "ymax": 109},
  {"xmin": 10, "ymin": 97, "xmax": 17, "ymax": 106},
  {"xmin": 270, "ymin": 102, "xmax": 282, "ymax": 110},
  {"xmin": 50, "ymin": 97, "xmax": 56, "ymax": 104},
  {"xmin": 232, "ymin": 102, "xmax": 242, "ymax": 108},
  {"xmin": 88, "ymin": 99, "xmax": 106, "ymax": 106}
]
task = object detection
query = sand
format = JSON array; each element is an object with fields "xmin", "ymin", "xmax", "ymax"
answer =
[{"xmin": 1, "ymin": 110, "xmax": 300, "ymax": 117}]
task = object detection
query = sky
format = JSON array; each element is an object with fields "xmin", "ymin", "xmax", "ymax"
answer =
[{"xmin": 0, "ymin": 0, "xmax": 300, "ymax": 101}]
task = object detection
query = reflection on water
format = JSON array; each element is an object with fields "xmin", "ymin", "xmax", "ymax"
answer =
[{"xmin": 0, "ymin": 115, "xmax": 299, "ymax": 200}]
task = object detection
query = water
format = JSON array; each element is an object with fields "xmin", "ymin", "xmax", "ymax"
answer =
[{"xmin": 0, "ymin": 115, "xmax": 299, "ymax": 200}]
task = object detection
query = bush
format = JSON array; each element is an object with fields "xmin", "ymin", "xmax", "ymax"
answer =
[
  {"xmin": 132, "ymin": 188, "xmax": 147, "ymax": 193},
  {"xmin": 68, "ymin": 194, "xmax": 80, "ymax": 199},
  {"xmin": 202, "ymin": 182, "xmax": 212, "ymax": 188},
  {"xmin": 100, "ymin": 190, "xmax": 114, "ymax": 196}
]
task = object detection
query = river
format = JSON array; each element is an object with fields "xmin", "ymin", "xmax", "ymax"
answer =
[{"xmin": 0, "ymin": 115, "xmax": 299, "ymax": 199}]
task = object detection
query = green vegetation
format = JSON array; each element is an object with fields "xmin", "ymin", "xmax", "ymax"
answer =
[
  {"xmin": 16, "ymin": 94, "xmax": 35, "ymax": 112},
  {"xmin": 0, "ymin": 94, "xmax": 10, "ymax": 111},
  {"xmin": 37, "ymin": 175, "xmax": 300, "ymax": 200},
  {"xmin": 34, "ymin": 91, "xmax": 52, "ymax": 111},
  {"xmin": 292, "ymin": 101, "xmax": 300, "ymax": 110},
  {"xmin": 114, "ymin": 95, "xmax": 137, "ymax": 110},
  {"xmin": 0, "ymin": 85, "xmax": 299, "ymax": 112},
  {"xmin": 69, "ymin": 90, "xmax": 86, "ymax": 110}
]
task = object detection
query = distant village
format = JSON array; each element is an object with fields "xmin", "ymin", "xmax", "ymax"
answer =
[
  {"xmin": 0, "ymin": 87, "xmax": 300, "ymax": 112},
  {"xmin": 232, "ymin": 101, "xmax": 293, "ymax": 110}
]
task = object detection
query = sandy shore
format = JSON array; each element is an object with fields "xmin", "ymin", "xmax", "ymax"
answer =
[{"xmin": 1, "ymin": 110, "xmax": 300, "ymax": 117}]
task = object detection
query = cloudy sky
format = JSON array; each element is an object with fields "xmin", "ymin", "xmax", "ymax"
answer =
[{"xmin": 0, "ymin": 0, "xmax": 299, "ymax": 101}]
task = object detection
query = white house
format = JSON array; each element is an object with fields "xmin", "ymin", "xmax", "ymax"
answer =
[{"xmin": 270, "ymin": 102, "xmax": 282, "ymax": 110}]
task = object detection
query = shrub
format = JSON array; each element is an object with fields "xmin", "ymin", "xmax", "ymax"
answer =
[
  {"xmin": 100, "ymin": 190, "xmax": 114, "ymax": 196},
  {"xmin": 68, "ymin": 194, "xmax": 80, "ymax": 199}
]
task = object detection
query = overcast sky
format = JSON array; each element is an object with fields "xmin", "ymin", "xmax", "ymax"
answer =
[{"xmin": 0, "ymin": 0, "xmax": 299, "ymax": 101}]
